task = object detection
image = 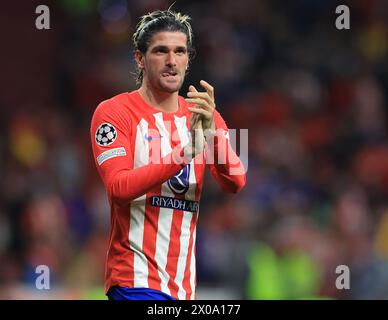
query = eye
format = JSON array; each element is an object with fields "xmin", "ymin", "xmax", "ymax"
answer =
[
  {"xmin": 176, "ymin": 48, "xmax": 187, "ymax": 55},
  {"xmin": 155, "ymin": 47, "xmax": 167, "ymax": 54}
]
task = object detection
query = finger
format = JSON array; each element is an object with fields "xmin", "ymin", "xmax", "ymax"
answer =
[
  {"xmin": 191, "ymin": 119, "xmax": 202, "ymax": 131},
  {"xmin": 190, "ymin": 115, "xmax": 202, "ymax": 131},
  {"xmin": 191, "ymin": 112, "xmax": 200, "ymax": 120},
  {"xmin": 185, "ymin": 98, "xmax": 211, "ymax": 111},
  {"xmin": 200, "ymin": 80, "xmax": 214, "ymax": 100},
  {"xmin": 186, "ymin": 98, "xmax": 213, "ymax": 114},
  {"xmin": 188, "ymin": 85, "xmax": 198, "ymax": 93},
  {"xmin": 188, "ymin": 107, "xmax": 212, "ymax": 119},
  {"xmin": 190, "ymin": 113, "xmax": 201, "ymax": 127},
  {"xmin": 186, "ymin": 92, "xmax": 214, "ymax": 106}
]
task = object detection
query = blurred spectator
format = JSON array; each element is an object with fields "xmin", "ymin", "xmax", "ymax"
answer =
[{"xmin": 1, "ymin": 0, "xmax": 388, "ymax": 299}]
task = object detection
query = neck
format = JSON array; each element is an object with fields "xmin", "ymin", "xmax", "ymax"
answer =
[{"xmin": 138, "ymin": 82, "xmax": 179, "ymax": 113}]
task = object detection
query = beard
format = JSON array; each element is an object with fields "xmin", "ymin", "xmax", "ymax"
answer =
[
  {"xmin": 160, "ymin": 73, "xmax": 185, "ymax": 93},
  {"xmin": 146, "ymin": 68, "xmax": 186, "ymax": 93},
  {"xmin": 157, "ymin": 77, "xmax": 184, "ymax": 93}
]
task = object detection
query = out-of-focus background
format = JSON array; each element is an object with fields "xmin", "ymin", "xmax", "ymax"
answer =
[{"xmin": 0, "ymin": 0, "xmax": 388, "ymax": 299}]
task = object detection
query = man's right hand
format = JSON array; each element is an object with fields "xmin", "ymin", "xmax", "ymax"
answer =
[{"xmin": 184, "ymin": 113, "xmax": 205, "ymax": 159}]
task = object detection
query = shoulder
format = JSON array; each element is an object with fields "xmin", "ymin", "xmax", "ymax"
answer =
[
  {"xmin": 91, "ymin": 92, "xmax": 135, "ymax": 130},
  {"xmin": 213, "ymin": 109, "xmax": 229, "ymax": 130},
  {"xmin": 93, "ymin": 90, "xmax": 142, "ymax": 119},
  {"xmin": 95, "ymin": 92, "xmax": 134, "ymax": 115}
]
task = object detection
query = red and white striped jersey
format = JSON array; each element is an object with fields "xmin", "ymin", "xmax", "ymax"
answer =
[{"xmin": 90, "ymin": 90, "xmax": 246, "ymax": 300}]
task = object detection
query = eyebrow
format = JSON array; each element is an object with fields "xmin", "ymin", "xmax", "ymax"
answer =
[{"xmin": 151, "ymin": 45, "xmax": 187, "ymax": 52}]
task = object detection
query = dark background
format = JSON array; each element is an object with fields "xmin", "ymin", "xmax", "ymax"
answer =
[{"xmin": 0, "ymin": 0, "xmax": 388, "ymax": 299}]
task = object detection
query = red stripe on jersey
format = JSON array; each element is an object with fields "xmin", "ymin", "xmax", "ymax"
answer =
[
  {"xmin": 165, "ymin": 210, "xmax": 183, "ymax": 298},
  {"xmin": 183, "ymin": 212, "xmax": 198, "ymax": 299},
  {"xmin": 105, "ymin": 208, "xmax": 135, "ymax": 291},
  {"xmin": 192, "ymin": 139, "xmax": 204, "ymax": 298},
  {"xmin": 143, "ymin": 195, "xmax": 162, "ymax": 291}
]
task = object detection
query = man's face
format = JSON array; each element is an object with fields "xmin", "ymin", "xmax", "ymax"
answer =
[{"xmin": 138, "ymin": 31, "xmax": 189, "ymax": 93}]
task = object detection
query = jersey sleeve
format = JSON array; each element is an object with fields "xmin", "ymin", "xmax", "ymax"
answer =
[
  {"xmin": 205, "ymin": 110, "xmax": 247, "ymax": 193},
  {"xmin": 90, "ymin": 99, "xmax": 191, "ymax": 204}
]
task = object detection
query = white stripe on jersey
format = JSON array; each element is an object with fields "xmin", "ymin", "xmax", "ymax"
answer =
[
  {"xmin": 130, "ymin": 118, "xmax": 149, "ymax": 288},
  {"xmin": 174, "ymin": 115, "xmax": 197, "ymax": 300},
  {"xmin": 175, "ymin": 213, "xmax": 193, "ymax": 300},
  {"xmin": 153, "ymin": 113, "xmax": 174, "ymax": 296},
  {"xmin": 154, "ymin": 113, "xmax": 172, "ymax": 158},
  {"xmin": 174, "ymin": 115, "xmax": 190, "ymax": 147},
  {"xmin": 130, "ymin": 203, "xmax": 149, "ymax": 288}
]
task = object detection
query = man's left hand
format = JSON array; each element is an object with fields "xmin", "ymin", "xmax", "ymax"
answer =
[{"xmin": 186, "ymin": 80, "xmax": 216, "ymax": 132}]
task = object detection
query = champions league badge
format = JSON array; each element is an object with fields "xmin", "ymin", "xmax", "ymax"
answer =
[{"xmin": 95, "ymin": 123, "xmax": 117, "ymax": 146}]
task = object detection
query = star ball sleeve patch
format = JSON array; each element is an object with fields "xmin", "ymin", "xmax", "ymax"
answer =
[{"xmin": 95, "ymin": 123, "xmax": 117, "ymax": 146}]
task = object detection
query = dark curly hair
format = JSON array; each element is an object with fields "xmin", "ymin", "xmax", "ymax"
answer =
[{"xmin": 132, "ymin": 8, "xmax": 195, "ymax": 85}]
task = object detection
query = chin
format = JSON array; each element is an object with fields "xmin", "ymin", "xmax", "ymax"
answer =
[
  {"xmin": 160, "ymin": 80, "xmax": 183, "ymax": 93},
  {"xmin": 164, "ymin": 86, "xmax": 181, "ymax": 93}
]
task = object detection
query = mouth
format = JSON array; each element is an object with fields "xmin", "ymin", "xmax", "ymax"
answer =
[{"xmin": 162, "ymin": 70, "xmax": 179, "ymax": 78}]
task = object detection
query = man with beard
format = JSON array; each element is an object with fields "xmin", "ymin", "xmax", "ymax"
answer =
[{"xmin": 90, "ymin": 8, "xmax": 246, "ymax": 300}]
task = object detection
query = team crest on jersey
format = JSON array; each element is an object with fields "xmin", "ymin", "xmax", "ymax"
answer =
[
  {"xmin": 167, "ymin": 164, "xmax": 190, "ymax": 195},
  {"xmin": 95, "ymin": 123, "xmax": 117, "ymax": 146}
]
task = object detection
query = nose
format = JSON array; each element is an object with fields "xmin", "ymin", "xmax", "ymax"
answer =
[{"xmin": 165, "ymin": 51, "xmax": 177, "ymax": 67}]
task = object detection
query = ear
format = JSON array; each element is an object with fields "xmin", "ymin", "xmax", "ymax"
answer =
[{"xmin": 135, "ymin": 50, "xmax": 145, "ymax": 69}]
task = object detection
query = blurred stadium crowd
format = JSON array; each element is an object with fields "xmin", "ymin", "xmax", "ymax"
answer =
[{"xmin": 0, "ymin": 0, "xmax": 388, "ymax": 299}]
